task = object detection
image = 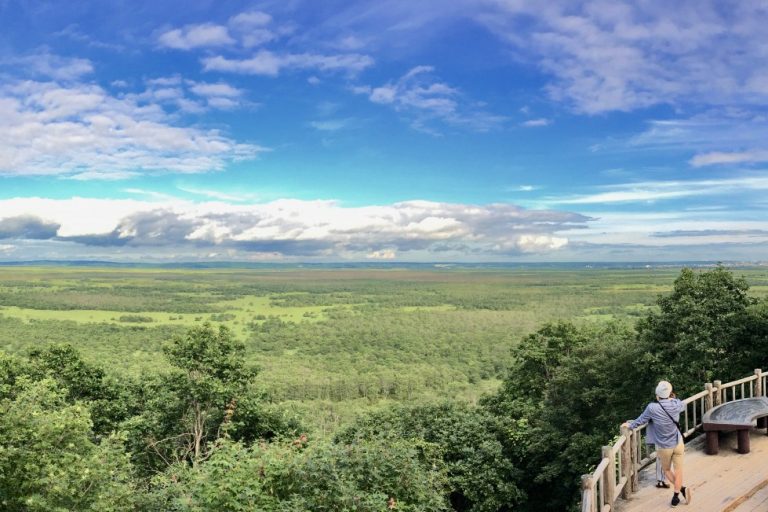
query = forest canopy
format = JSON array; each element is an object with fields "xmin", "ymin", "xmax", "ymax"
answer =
[{"xmin": 1, "ymin": 265, "xmax": 767, "ymax": 511}]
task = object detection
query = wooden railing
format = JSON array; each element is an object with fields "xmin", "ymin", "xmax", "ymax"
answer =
[{"xmin": 580, "ymin": 369, "xmax": 765, "ymax": 512}]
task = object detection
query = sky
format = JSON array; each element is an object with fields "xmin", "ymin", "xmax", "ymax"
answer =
[{"xmin": 1, "ymin": 0, "xmax": 768, "ymax": 263}]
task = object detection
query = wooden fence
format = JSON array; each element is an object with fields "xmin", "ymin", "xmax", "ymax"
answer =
[{"xmin": 580, "ymin": 369, "xmax": 765, "ymax": 512}]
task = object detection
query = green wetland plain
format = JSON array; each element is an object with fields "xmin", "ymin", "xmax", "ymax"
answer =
[
  {"xmin": 3, "ymin": 263, "xmax": 768, "ymax": 510},
  {"xmin": 3, "ymin": 264, "xmax": 767, "ymax": 432}
]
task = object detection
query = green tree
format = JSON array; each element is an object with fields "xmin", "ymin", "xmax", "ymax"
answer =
[
  {"xmin": 0, "ymin": 377, "xmax": 136, "ymax": 511},
  {"xmin": 127, "ymin": 323, "xmax": 292, "ymax": 473},
  {"xmin": 637, "ymin": 265, "xmax": 758, "ymax": 391},
  {"xmin": 26, "ymin": 344, "xmax": 135, "ymax": 435},
  {"xmin": 484, "ymin": 321, "xmax": 648, "ymax": 511},
  {"xmin": 337, "ymin": 402, "xmax": 523, "ymax": 512},
  {"xmin": 147, "ymin": 436, "xmax": 449, "ymax": 511}
]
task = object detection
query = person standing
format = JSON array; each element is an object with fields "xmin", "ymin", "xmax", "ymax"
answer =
[
  {"xmin": 622, "ymin": 380, "xmax": 692, "ymax": 507},
  {"xmin": 645, "ymin": 415, "xmax": 670, "ymax": 489}
]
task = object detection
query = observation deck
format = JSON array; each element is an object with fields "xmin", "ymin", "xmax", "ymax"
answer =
[
  {"xmin": 581, "ymin": 369, "xmax": 768, "ymax": 512},
  {"xmin": 617, "ymin": 428, "xmax": 768, "ymax": 511}
]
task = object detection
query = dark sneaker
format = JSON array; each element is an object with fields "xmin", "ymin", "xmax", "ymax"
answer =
[
  {"xmin": 681, "ymin": 486, "xmax": 692, "ymax": 505},
  {"xmin": 671, "ymin": 493, "xmax": 680, "ymax": 507}
]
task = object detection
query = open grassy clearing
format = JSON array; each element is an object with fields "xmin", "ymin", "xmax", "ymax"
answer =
[{"xmin": 0, "ymin": 295, "xmax": 331, "ymax": 335}]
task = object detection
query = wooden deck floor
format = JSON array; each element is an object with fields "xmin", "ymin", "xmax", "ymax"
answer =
[{"xmin": 617, "ymin": 428, "xmax": 768, "ymax": 512}]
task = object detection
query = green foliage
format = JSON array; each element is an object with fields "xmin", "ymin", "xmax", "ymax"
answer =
[
  {"xmin": 26, "ymin": 344, "xmax": 136, "ymax": 434},
  {"xmin": 119, "ymin": 315, "xmax": 154, "ymax": 323},
  {"xmin": 484, "ymin": 321, "xmax": 650, "ymax": 511},
  {"xmin": 0, "ymin": 377, "xmax": 136, "ymax": 511},
  {"xmin": 637, "ymin": 265, "xmax": 763, "ymax": 392},
  {"xmin": 1, "ymin": 266, "xmax": 768, "ymax": 512},
  {"xmin": 337, "ymin": 402, "xmax": 524, "ymax": 512},
  {"xmin": 127, "ymin": 323, "xmax": 270, "ymax": 470},
  {"xmin": 147, "ymin": 437, "xmax": 449, "ymax": 511}
]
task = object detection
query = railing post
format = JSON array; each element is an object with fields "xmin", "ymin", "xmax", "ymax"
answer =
[
  {"xmin": 602, "ymin": 446, "xmax": 616, "ymax": 505},
  {"xmin": 581, "ymin": 474, "xmax": 594, "ymax": 512},
  {"xmin": 629, "ymin": 429, "xmax": 639, "ymax": 492},
  {"xmin": 620, "ymin": 426, "xmax": 633, "ymax": 498},
  {"xmin": 714, "ymin": 380, "xmax": 722, "ymax": 406},
  {"xmin": 755, "ymin": 369, "xmax": 763, "ymax": 397},
  {"xmin": 705, "ymin": 383, "xmax": 714, "ymax": 412}
]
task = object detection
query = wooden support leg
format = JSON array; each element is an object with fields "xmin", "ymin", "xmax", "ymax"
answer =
[
  {"xmin": 706, "ymin": 431, "xmax": 719, "ymax": 455},
  {"xmin": 758, "ymin": 417, "xmax": 767, "ymax": 429},
  {"xmin": 737, "ymin": 429, "xmax": 751, "ymax": 454}
]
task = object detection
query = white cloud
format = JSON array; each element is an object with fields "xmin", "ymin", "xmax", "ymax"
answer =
[
  {"xmin": 227, "ymin": 11, "xmax": 276, "ymax": 47},
  {"xmin": 548, "ymin": 176, "xmax": 768, "ymax": 205},
  {"xmin": 189, "ymin": 82, "xmax": 242, "ymax": 98},
  {"xmin": 370, "ymin": 86, "xmax": 397, "ymax": 104},
  {"xmin": 521, "ymin": 118, "xmax": 550, "ymax": 127},
  {"xmin": 479, "ymin": 1, "xmax": 768, "ymax": 114},
  {"xmin": 2, "ymin": 52, "xmax": 93, "ymax": 81},
  {"xmin": 134, "ymin": 78, "xmax": 245, "ymax": 112},
  {"xmin": 366, "ymin": 249, "xmax": 396, "ymax": 259},
  {"xmin": 0, "ymin": 197, "xmax": 591, "ymax": 259},
  {"xmin": 241, "ymin": 29, "xmax": 277, "ymax": 48},
  {"xmin": 690, "ymin": 150, "xmax": 768, "ymax": 167},
  {"xmin": 356, "ymin": 66, "xmax": 505, "ymax": 132},
  {"xmin": 515, "ymin": 235, "xmax": 567, "ymax": 252},
  {"xmin": 202, "ymin": 50, "xmax": 374, "ymax": 76},
  {"xmin": 146, "ymin": 75, "xmax": 182, "ymax": 86},
  {"xmin": 176, "ymin": 186, "xmax": 260, "ymax": 202},
  {"xmin": 614, "ymin": 114, "xmax": 768, "ymax": 169},
  {"xmin": 229, "ymin": 11, "xmax": 272, "ymax": 29},
  {"xmin": 158, "ymin": 23, "xmax": 235, "ymax": 50},
  {"xmin": 206, "ymin": 97, "xmax": 239, "ymax": 109},
  {"xmin": 508, "ymin": 185, "xmax": 537, "ymax": 192},
  {"xmin": 335, "ymin": 35, "xmax": 367, "ymax": 51},
  {"xmin": 562, "ymin": 210, "xmax": 768, "ymax": 252},
  {"xmin": 0, "ymin": 80, "xmax": 267, "ymax": 178}
]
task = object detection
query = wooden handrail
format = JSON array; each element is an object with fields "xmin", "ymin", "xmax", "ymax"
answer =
[{"xmin": 580, "ymin": 369, "xmax": 764, "ymax": 512}]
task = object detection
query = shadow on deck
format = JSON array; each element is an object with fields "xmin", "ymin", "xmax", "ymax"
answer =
[{"xmin": 616, "ymin": 428, "xmax": 768, "ymax": 512}]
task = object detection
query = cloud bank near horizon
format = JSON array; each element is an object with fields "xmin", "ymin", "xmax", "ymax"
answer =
[{"xmin": 0, "ymin": 198, "xmax": 590, "ymax": 261}]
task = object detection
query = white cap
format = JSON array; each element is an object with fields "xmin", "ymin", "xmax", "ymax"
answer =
[{"xmin": 655, "ymin": 380, "xmax": 672, "ymax": 399}]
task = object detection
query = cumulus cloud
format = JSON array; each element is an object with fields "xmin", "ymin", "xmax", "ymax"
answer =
[
  {"xmin": 228, "ymin": 10, "xmax": 277, "ymax": 47},
  {"xmin": 157, "ymin": 23, "xmax": 235, "ymax": 50},
  {"xmin": 0, "ymin": 215, "xmax": 60, "ymax": 239},
  {"xmin": 0, "ymin": 198, "xmax": 591, "ymax": 259},
  {"xmin": 0, "ymin": 80, "xmax": 266, "ymax": 178},
  {"xmin": 134, "ymin": 78, "xmax": 246, "ymax": 112},
  {"xmin": 355, "ymin": 66, "xmax": 505, "ymax": 133},
  {"xmin": 156, "ymin": 9, "xmax": 295, "ymax": 52},
  {"xmin": 367, "ymin": 249, "xmax": 397, "ymax": 259},
  {"xmin": 229, "ymin": 11, "xmax": 273, "ymax": 29}
]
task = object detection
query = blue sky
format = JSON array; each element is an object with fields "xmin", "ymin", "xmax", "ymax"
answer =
[{"xmin": 1, "ymin": 0, "xmax": 767, "ymax": 262}]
